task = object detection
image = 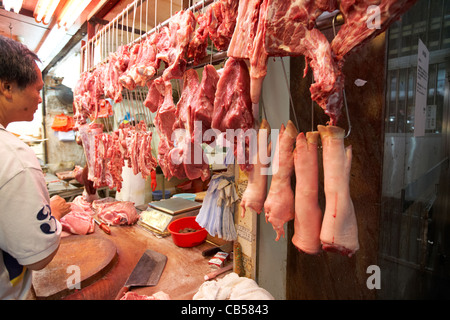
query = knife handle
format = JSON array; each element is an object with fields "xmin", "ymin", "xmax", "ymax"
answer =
[
  {"xmin": 99, "ymin": 222, "xmax": 111, "ymax": 235},
  {"xmin": 115, "ymin": 286, "xmax": 129, "ymax": 300}
]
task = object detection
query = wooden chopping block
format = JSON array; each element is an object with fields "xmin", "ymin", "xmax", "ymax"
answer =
[{"xmin": 32, "ymin": 234, "xmax": 117, "ymax": 299}]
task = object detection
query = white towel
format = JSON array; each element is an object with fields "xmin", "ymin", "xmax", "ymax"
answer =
[{"xmin": 193, "ymin": 272, "xmax": 274, "ymax": 300}]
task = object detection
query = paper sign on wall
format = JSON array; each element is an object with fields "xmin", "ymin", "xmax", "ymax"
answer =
[{"xmin": 414, "ymin": 39, "xmax": 429, "ymax": 137}]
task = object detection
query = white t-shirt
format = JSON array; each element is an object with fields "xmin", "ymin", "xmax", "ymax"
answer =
[{"xmin": 0, "ymin": 124, "xmax": 61, "ymax": 300}]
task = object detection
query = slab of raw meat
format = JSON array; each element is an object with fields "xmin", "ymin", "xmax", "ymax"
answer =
[
  {"xmin": 263, "ymin": 0, "xmax": 342, "ymax": 124},
  {"xmin": 212, "ymin": 58, "xmax": 253, "ymax": 132},
  {"xmin": 292, "ymin": 131, "xmax": 322, "ymax": 254},
  {"xmin": 187, "ymin": 10, "xmax": 211, "ymax": 65},
  {"xmin": 168, "ymin": 69, "xmax": 199, "ymax": 180},
  {"xmin": 156, "ymin": 10, "xmax": 196, "ymax": 81},
  {"xmin": 60, "ymin": 202, "xmax": 95, "ymax": 235},
  {"xmin": 120, "ymin": 291, "xmax": 171, "ymax": 300},
  {"xmin": 318, "ymin": 125, "xmax": 359, "ymax": 257},
  {"xmin": 104, "ymin": 45, "xmax": 130, "ymax": 103},
  {"xmin": 144, "ymin": 77, "xmax": 166, "ymax": 113},
  {"xmin": 96, "ymin": 200, "xmax": 139, "ymax": 226},
  {"xmin": 326, "ymin": 0, "xmax": 417, "ymax": 124},
  {"xmin": 72, "ymin": 195, "xmax": 94, "ymax": 216},
  {"xmin": 180, "ymin": 66, "xmax": 219, "ymax": 181},
  {"xmin": 212, "ymin": 58, "xmax": 254, "ymax": 171},
  {"xmin": 153, "ymin": 80, "xmax": 177, "ymax": 179},
  {"xmin": 248, "ymin": 0, "xmax": 269, "ymax": 104},
  {"xmin": 78, "ymin": 123, "xmax": 104, "ymax": 184},
  {"xmin": 227, "ymin": 0, "xmax": 262, "ymax": 59},
  {"xmin": 263, "ymin": 120, "xmax": 297, "ymax": 240},
  {"xmin": 190, "ymin": 64, "xmax": 220, "ymax": 139},
  {"xmin": 331, "ymin": 0, "xmax": 418, "ymax": 61},
  {"xmin": 240, "ymin": 119, "xmax": 271, "ymax": 217},
  {"xmin": 227, "ymin": 0, "xmax": 265, "ymax": 104},
  {"xmin": 119, "ymin": 43, "xmax": 141, "ymax": 90},
  {"xmin": 208, "ymin": 0, "xmax": 239, "ymax": 51}
]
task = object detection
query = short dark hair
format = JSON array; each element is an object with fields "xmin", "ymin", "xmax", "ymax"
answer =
[{"xmin": 0, "ymin": 35, "xmax": 41, "ymax": 89}]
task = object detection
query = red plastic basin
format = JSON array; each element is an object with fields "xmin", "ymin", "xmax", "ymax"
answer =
[{"xmin": 168, "ymin": 216, "xmax": 207, "ymax": 248}]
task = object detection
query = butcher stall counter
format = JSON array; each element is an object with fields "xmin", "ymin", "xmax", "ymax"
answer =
[{"xmin": 29, "ymin": 221, "xmax": 223, "ymax": 300}]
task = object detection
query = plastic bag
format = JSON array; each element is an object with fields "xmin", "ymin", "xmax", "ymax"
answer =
[{"xmin": 51, "ymin": 114, "xmax": 75, "ymax": 132}]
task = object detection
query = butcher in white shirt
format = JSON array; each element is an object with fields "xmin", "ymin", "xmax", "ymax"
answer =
[{"xmin": 0, "ymin": 34, "xmax": 71, "ymax": 300}]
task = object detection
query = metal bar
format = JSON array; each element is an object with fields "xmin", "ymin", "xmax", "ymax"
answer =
[{"xmin": 82, "ymin": 0, "xmax": 213, "ymax": 53}]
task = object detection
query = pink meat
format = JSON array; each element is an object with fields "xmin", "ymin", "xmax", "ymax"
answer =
[
  {"xmin": 263, "ymin": 0, "xmax": 341, "ymax": 124},
  {"xmin": 227, "ymin": 0, "xmax": 262, "ymax": 59},
  {"xmin": 96, "ymin": 201, "xmax": 139, "ymax": 226},
  {"xmin": 168, "ymin": 69, "xmax": 199, "ymax": 180},
  {"xmin": 177, "ymin": 66, "xmax": 219, "ymax": 181},
  {"xmin": 72, "ymin": 196, "xmax": 94, "ymax": 215},
  {"xmin": 292, "ymin": 131, "xmax": 322, "ymax": 254},
  {"xmin": 318, "ymin": 125, "xmax": 359, "ymax": 257},
  {"xmin": 248, "ymin": 0, "xmax": 269, "ymax": 104},
  {"xmin": 331, "ymin": 0, "xmax": 418, "ymax": 61},
  {"xmin": 126, "ymin": 121, "xmax": 157, "ymax": 180},
  {"xmin": 156, "ymin": 10, "xmax": 196, "ymax": 81},
  {"xmin": 119, "ymin": 43, "xmax": 141, "ymax": 90},
  {"xmin": 120, "ymin": 291, "xmax": 171, "ymax": 300},
  {"xmin": 211, "ymin": 58, "xmax": 252, "ymax": 128},
  {"xmin": 212, "ymin": 58, "xmax": 254, "ymax": 171},
  {"xmin": 60, "ymin": 203, "xmax": 95, "ymax": 235},
  {"xmin": 144, "ymin": 77, "xmax": 166, "ymax": 113},
  {"xmin": 153, "ymin": 80, "xmax": 177, "ymax": 179},
  {"xmin": 240, "ymin": 119, "xmax": 271, "ymax": 217},
  {"xmin": 208, "ymin": 0, "xmax": 239, "ymax": 51},
  {"xmin": 185, "ymin": 65, "xmax": 219, "ymax": 181},
  {"xmin": 187, "ymin": 10, "xmax": 211, "ymax": 65},
  {"xmin": 326, "ymin": 0, "xmax": 417, "ymax": 124},
  {"xmin": 227, "ymin": 0, "xmax": 265, "ymax": 104},
  {"xmin": 104, "ymin": 45, "xmax": 130, "ymax": 103},
  {"xmin": 190, "ymin": 65, "xmax": 220, "ymax": 138},
  {"xmin": 263, "ymin": 120, "xmax": 297, "ymax": 240}
]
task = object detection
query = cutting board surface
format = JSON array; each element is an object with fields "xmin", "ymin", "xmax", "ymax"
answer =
[{"xmin": 32, "ymin": 234, "xmax": 117, "ymax": 299}]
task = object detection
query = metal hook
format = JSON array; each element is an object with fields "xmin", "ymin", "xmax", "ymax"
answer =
[
  {"xmin": 332, "ymin": 13, "xmax": 351, "ymax": 138},
  {"xmin": 280, "ymin": 57, "xmax": 300, "ymax": 131}
]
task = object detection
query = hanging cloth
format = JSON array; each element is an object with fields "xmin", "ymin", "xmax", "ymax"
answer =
[{"xmin": 196, "ymin": 169, "xmax": 238, "ymax": 241}]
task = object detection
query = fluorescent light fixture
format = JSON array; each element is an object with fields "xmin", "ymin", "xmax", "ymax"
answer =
[
  {"xmin": 37, "ymin": 25, "xmax": 66, "ymax": 64},
  {"xmin": 3, "ymin": 0, "xmax": 23, "ymax": 13},
  {"xmin": 57, "ymin": 0, "xmax": 91, "ymax": 30},
  {"xmin": 34, "ymin": 0, "xmax": 61, "ymax": 25}
]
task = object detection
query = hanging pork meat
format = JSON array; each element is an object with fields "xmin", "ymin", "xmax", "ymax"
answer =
[
  {"xmin": 262, "ymin": 0, "xmax": 342, "ymax": 123},
  {"xmin": 331, "ymin": 0, "xmax": 418, "ymax": 61},
  {"xmin": 212, "ymin": 57, "xmax": 254, "ymax": 171},
  {"xmin": 157, "ymin": 10, "xmax": 196, "ymax": 81},
  {"xmin": 207, "ymin": 0, "xmax": 239, "ymax": 51},
  {"xmin": 240, "ymin": 119, "xmax": 271, "ymax": 217},
  {"xmin": 118, "ymin": 33, "xmax": 162, "ymax": 92},
  {"xmin": 318, "ymin": 125, "xmax": 359, "ymax": 257},
  {"xmin": 153, "ymin": 80, "xmax": 177, "ymax": 180},
  {"xmin": 263, "ymin": 120, "xmax": 297, "ymax": 241},
  {"xmin": 324, "ymin": 0, "xmax": 418, "ymax": 124},
  {"xmin": 187, "ymin": 9, "xmax": 211, "ymax": 65},
  {"xmin": 182, "ymin": 64, "xmax": 220, "ymax": 181},
  {"xmin": 104, "ymin": 45, "xmax": 130, "ymax": 103},
  {"xmin": 292, "ymin": 131, "xmax": 322, "ymax": 255},
  {"xmin": 227, "ymin": 0, "xmax": 264, "ymax": 104},
  {"xmin": 168, "ymin": 69, "xmax": 199, "ymax": 180}
]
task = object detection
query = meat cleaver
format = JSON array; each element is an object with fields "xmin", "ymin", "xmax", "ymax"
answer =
[{"xmin": 115, "ymin": 249, "xmax": 167, "ymax": 300}]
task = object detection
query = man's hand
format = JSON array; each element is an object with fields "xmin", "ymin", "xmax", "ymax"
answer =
[{"xmin": 50, "ymin": 195, "xmax": 71, "ymax": 221}]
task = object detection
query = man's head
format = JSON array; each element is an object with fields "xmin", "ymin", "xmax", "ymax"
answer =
[{"xmin": 0, "ymin": 35, "xmax": 43, "ymax": 127}]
